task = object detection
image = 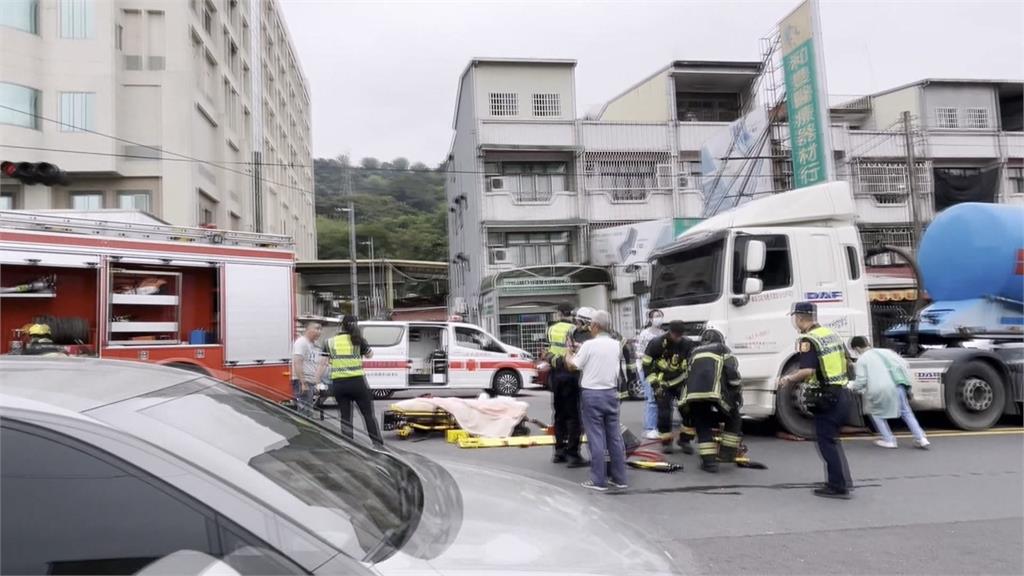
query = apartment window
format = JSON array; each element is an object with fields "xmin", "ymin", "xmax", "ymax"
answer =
[
  {"xmin": 935, "ymin": 107, "xmax": 959, "ymax": 129},
  {"xmin": 71, "ymin": 193, "xmax": 104, "ymax": 210},
  {"xmin": 0, "ymin": 184, "xmax": 18, "ymax": 209},
  {"xmin": 852, "ymin": 161, "xmax": 928, "ymax": 206},
  {"xmin": 964, "ymin": 108, "xmax": 990, "ymax": 129},
  {"xmin": 59, "ymin": 92, "xmax": 95, "ymax": 132},
  {"xmin": 489, "ymin": 92, "xmax": 518, "ymax": 117},
  {"xmin": 1, "ymin": 0, "xmax": 38, "ymax": 33},
  {"xmin": 197, "ymin": 189, "xmax": 218, "ymax": 226},
  {"xmin": 59, "ymin": 0, "xmax": 93, "ymax": 39},
  {"xmin": 118, "ymin": 191, "xmax": 151, "ymax": 212},
  {"xmin": 146, "ymin": 10, "xmax": 165, "ymax": 70},
  {"xmin": 122, "ymin": 9, "xmax": 142, "ymax": 69},
  {"xmin": 204, "ymin": 52, "xmax": 217, "ymax": 102},
  {"xmin": 486, "ymin": 162, "xmax": 566, "ymax": 203},
  {"xmin": 202, "ymin": 0, "xmax": 214, "ymax": 35},
  {"xmin": 1009, "ymin": 168, "xmax": 1024, "ymax": 195},
  {"xmin": 677, "ymin": 92, "xmax": 740, "ymax": 122},
  {"xmin": 532, "ymin": 93, "xmax": 560, "ymax": 117},
  {"xmin": 584, "ymin": 157, "xmax": 663, "ymax": 202},
  {"xmin": 0, "ymin": 82, "xmax": 40, "ymax": 129},
  {"xmin": 489, "ymin": 231, "xmax": 572, "ymax": 266}
]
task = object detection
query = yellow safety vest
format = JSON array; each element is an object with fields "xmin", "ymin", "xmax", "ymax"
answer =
[
  {"xmin": 329, "ymin": 334, "xmax": 364, "ymax": 379},
  {"xmin": 547, "ymin": 321, "xmax": 574, "ymax": 359},
  {"xmin": 802, "ymin": 326, "xmax": 849, "ymax": 387}
]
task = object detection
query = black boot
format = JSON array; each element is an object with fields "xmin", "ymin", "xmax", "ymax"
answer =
[
  {"xmin": 678, "ymin": 438, "xmax": 694, "ymax": 455},
  {"xmin": 700, "ymin": 459, "xmax": 719, "ymax": 473},
  {"xmin": 567, "ymin": 455, "xmax": 590, "ymax": 468}
]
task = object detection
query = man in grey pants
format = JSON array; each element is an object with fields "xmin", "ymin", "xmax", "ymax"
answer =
[{"xmin": 566, "ymin": 309, "xmax": 628, "ymax": 492}]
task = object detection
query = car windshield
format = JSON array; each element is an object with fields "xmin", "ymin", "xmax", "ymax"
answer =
[
  {"xmin": 94, "ymin": 378, "xmax": 428, "ymax": 564},
  {"xmin": 649, "ymin": 238, "xmax": 725, "ymax": 307}
]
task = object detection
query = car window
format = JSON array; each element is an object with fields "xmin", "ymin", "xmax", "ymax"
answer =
[
  {"xmin": 362, "ymin": 325, "xmax": 405, "ymax": 347},
  {"xmin": 0, "ymin": 421, "xmax": 303, "ymax": 576},
  {"xmin": 454, "ymin": 327, "xmax": 505, "ymax": 353}
]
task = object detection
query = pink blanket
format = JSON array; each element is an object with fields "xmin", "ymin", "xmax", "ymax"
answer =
[{"xmin": 392, "ymin": 396, "xmax": 529, "ymax": 438}]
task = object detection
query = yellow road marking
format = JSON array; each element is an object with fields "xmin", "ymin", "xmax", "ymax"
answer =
[{"xmin": 843, "ymin": 428, "xmax": 1024, "ymax": 440}]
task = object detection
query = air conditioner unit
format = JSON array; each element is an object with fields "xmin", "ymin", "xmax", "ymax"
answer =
[
  {"xmin": 488, "ymin": 176, "xmax": 506, "ymax": 191},
  {"xmin": 678, "ymin": 174, "xmax": 690, "ymax": 189},
  {"xmin": 490, "ymin": 248, "xmax": 512, "ymax": 266}
]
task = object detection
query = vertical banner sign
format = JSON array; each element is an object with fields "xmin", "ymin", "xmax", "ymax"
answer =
[{"xmin": 780, "ymin": 0, "xmax": 834, "ymax": 188}]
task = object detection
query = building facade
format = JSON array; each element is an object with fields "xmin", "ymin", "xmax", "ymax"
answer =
[
  {"xmin": 0, "ymin": 0, "xmax": 315, "ymax": 259},
  {"xmin": 446, "ymin": 58, "xmax": 1023, "ymax": 353}
]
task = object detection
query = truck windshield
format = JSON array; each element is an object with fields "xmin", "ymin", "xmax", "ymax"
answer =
[{"xmin": 649, "ymin": 239, "xmax": 725, "ymax": 307}]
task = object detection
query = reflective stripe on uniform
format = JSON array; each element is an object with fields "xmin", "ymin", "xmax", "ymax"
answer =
[
  {"xmin": 721, "ymin": 432, "xmax": 741, "ymax": 448},
  {"xmin": 329, "ymin": 334, "xmax": 364, "ymax": 379},
  {"xmin": 804, "ymin": 326, "xmax": 849, "ymax": 386},
  {"xmin": 698, "ymin": 442, "xmax": 718, "ymax": 456},
  {"xmin": 547, "ymin": 321, "xmax": 573, "ymax": 358}
]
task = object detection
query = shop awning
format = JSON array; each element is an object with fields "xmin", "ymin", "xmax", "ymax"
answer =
[
  {"xmin": 869, "ymin": 289, "xmax": 921, "ymax": 303},
  {"xmin": 481, "ymin": 265, "xmax": 613, "ymax": 295}
]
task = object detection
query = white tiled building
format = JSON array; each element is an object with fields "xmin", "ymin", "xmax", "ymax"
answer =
[
  {"xmin": 446, "ymin": 58, "xmax": 1023, "ymax": 352},
  {"xmin": 0, "ymin": 0, "xmax": 315, "ymax": 259}
]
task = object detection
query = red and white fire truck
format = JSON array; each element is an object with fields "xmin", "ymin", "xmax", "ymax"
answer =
[{"xmin": 0, "ymin": 210, "xmax": 296, "ymax": 401}]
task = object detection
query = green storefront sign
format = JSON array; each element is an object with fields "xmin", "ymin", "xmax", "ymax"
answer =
[{"xmin": 780, "ymin": 0, "xmax": 833, "ymax": 189}]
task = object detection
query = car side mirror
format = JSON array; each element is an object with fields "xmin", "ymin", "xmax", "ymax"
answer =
[
  {"xmin": 135, "ymin": 551, "xmax": 241, "ymax": 576},
  {"xmin": 744, "ymin": 277, "xmax": 763, "ymax": 295},
  {"xmin": 745, "ymin": 239, "xmax": 766, "ymax": 273}
]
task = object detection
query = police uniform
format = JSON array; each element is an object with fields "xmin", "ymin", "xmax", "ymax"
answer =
[
  {"xmin": 328, "ymin": 330, "xmax": 384, "ymax": 447},
  {"xmin": 642, "ymin": 325, "xmax": 696, "ymax": 452},
  {"xmin": 546, "ymin": 316, "xmax": 584, "ymax": 464},
  {"xmin": 792, "ymin": 302, "xmax": 853, "ymax": 495},
  {"xmin": 680, "ymin": 340, "xmax": 742, "ymax": 471}
]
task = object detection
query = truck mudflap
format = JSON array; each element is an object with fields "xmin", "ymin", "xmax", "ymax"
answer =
[{"xmin": 905, "ymin": 357, "xmax": 950, "ymax": 412}]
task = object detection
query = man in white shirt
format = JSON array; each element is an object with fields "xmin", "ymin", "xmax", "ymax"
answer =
[
  {"xmin": 292, "ymin": 321, "xmax": 325, "ymax": 417},
  {"xmin": 566, "ymin": 310, "xmax": 628, "ymax": 492}
]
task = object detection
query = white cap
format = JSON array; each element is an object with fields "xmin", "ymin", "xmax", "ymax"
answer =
[{"xmin": 575, "ymin": 306, "xmax": 595, "ymax": 322}]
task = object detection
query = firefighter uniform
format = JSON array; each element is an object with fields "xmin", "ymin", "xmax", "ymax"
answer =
[
  {"xmin": 680, "ymin": 340, "xmax": 742, "ymax": 472},
  {"xmin": 547, "ymin": 316, "xmax": 583, "ymax": 464},
  {"xmin": 609, "ymin": 329, "xmax": 638, "ymax": 401},
  {"xmin": 642, "ymin": 325, "xmax": 696, "ymax": 453}
]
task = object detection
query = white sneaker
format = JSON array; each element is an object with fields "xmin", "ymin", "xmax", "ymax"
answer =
[
  {"xmin": 914, "ymin": 439, "xmax": 931, "ymax": 450},
  {"xmin": 644, "ymin": 430, "xmax": 661, "ymax": 440},
  {"xmin": 874, "ymin": 439, "xmax": 898, "ymax": 449},
  {"xmin": 608, "ymin": 481, "xmax": 628, "ymax": 490}
]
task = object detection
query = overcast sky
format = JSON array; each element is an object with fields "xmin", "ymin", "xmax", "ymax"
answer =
[{"xmin": 280, "ymin": 0, "xmax": 1023, "ymax": 165}]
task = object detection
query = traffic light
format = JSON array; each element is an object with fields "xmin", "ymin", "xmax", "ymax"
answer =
[{"xmin": 1, "ymin": 161, "xmax": 70, "ymax": 186}]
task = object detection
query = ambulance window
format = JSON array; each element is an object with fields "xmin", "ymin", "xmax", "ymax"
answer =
[
  {"xmin": 362, "ymin": 325, "xmax": 405, "ymax": 347},
  {"xmin": 455, "ymin": 327, "xmax": 505, "ymax": 353}
]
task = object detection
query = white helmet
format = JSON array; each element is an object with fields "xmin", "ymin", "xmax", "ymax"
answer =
[
  {"xmin": 701, "ymin": 321, "xmax": 726, "ymax": 345},
  {"xmin": 575, "ymin": 306, "xmax": 596, "ymax": 324}
]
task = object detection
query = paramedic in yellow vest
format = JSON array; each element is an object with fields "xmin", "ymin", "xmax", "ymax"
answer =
[
  {"xmin": 778, "ymin": 302, "xmax": 853, "ymax": 499},
  {"xmin": 546, "ymin": 303, "xmax": 586, "ymax": 467},
  {"xmin": 328, "ymin": 315, "xmax": 384, "ymax": 447}
]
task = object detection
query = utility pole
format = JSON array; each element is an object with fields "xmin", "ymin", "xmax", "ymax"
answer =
[
  {"xmin": 362, "ymin": 238, "xmax": 376, "ymax": 318},
  {"xmin": 903, "ymin": 111, "xmax": 923, "ymax": 251},
  {"xmin": 343, "ymin": 164, "xmax": 359, "ymax": 317}
]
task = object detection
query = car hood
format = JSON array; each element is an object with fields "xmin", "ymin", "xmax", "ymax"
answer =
[{"xmin": 369, "ymin": 454, "xmax": 681, "ymax": 576}]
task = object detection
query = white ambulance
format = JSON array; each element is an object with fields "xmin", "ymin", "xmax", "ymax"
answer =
[{"xmin": 320, "ymin": 321, "xmax": 538, "ymax": 398}]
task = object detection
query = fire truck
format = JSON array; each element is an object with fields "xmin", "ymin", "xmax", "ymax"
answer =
[{"xmin": 0, "ymin": 210, "xmax": 296, "ymax": 401}]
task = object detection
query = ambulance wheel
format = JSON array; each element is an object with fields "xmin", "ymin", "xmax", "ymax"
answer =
[
  {"xmin": 373, "ymin": 389, "xmax": 395, "ymax": 400},
  {"xmin": 945, "ymin": 360, "xmax": 1006, "ymax": 431},
  {"xmin": 776, "ymin": 375, "xmax": 817, "ymax": 439},
  {"xmin": 492, "ymin": 370, "xmax": 522, "ymax": 397}
]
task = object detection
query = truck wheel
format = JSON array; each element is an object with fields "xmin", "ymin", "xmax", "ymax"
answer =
[
  {"xmin": 492, "ymin": 370, "xmax": 522, "ymax": 397},
  {"xmin": 944, "ymin": 360, "xmax": 1006, "ymax": 431},
  {"xmin": 776, "ymin": 378, "xmax": 817, "ymax": 439},
  {"xmin": 372, "ymin": 389, "xmax": 395, "ymax": 400}
]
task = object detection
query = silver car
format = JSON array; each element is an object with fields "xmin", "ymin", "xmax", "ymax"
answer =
[{"xmin": 0, "ymin": 357, "xmax": 680, "ymax": 576}]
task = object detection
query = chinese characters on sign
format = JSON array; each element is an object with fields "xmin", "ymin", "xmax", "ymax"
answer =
[{"xmin": 780, "ymin": 0, "xmax": 833, "ymax": 188}]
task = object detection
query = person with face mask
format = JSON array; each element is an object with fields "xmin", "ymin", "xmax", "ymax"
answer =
[{"xmin": 635, "ymin": 309, "xmax": 666, "ymax": 439}]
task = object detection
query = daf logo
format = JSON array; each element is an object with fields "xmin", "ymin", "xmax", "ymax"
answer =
[{"xmin": 805, "ymin": 291, "xmax": 843, "ymax": 303}]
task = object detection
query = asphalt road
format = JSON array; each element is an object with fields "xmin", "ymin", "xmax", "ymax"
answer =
[{"xmin": 343, "ymin": 387, "xmax": 1024, "ymax": 575}]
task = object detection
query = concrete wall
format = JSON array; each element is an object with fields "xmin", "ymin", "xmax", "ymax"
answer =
[
  {"xmin": 598, "ymin": 70, "xmax": 671, "ymax": 122},
  {"xmin": 473, "ymin": 63, "xmax": 576, "ymax": 121},
  {"xmin": 865, "ymin": 86, "xmax": 920, "ymax": 130},
  {"xmin": 922, "ymin": 83, "xmax": 998, "ymax": 130},
  {"xmin": 448, "ymin": 69, "xmax": 482, "ymax": 321}
]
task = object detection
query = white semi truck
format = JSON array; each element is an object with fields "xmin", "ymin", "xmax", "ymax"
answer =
[{"xmin": 646, "ymin": 181, "xmax": 1022, "ymax": 437}]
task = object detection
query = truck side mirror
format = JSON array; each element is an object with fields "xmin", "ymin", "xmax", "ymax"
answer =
[
  {"xmin": 745, "ymin": 240, "xmax": 767, "ymax": 273},
  {"xmin": 744, "ymin": 277, "xmax": 763, "ymax": 295}
]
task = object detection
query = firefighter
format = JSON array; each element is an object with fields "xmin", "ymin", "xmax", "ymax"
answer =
[
  {"xmin": 607, "ymin": 326, "xmax": 638, "ymax": 401},
  {"xmin": 22, "ymin": 324, "xmax": 65, "ymax": 356},
  {"xmin": 642, "ymin": 320, "xmax": 696, "ymax": 455},
  {"xmin": 680, "ymin": 324, "xmax": 743, "ymax": 473},
  {"xmin": 547, "ymin": 303, "xmax": 586, "ymax": 467}
]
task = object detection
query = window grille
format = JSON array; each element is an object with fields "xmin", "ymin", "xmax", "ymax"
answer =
[
  {"xmin": 532, "ymin": 93, "xmax": 560, "ymax": 117},
  {"xmin": 489, "ymin": 92, "xmax": 518, "ymax": 117}
]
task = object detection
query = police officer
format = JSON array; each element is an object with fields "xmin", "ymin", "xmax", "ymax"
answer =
[
  {"xmin": 328, "ymin": 315, "xmax": 384, "ymax": 448},
  {"xmin": 680, "ymin": 325, "xmax": 742, "ymax": 473},
  {"xmin": 642, "ymin": 320, "xmax": 696, "ymax": 455},
  {"xmin": 547, "ymin": 303, "xmax": 586, "ymax": 466},
  {"xmin": 778, "ymin": 302, "xmax": 853, "ymax": 499}
]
